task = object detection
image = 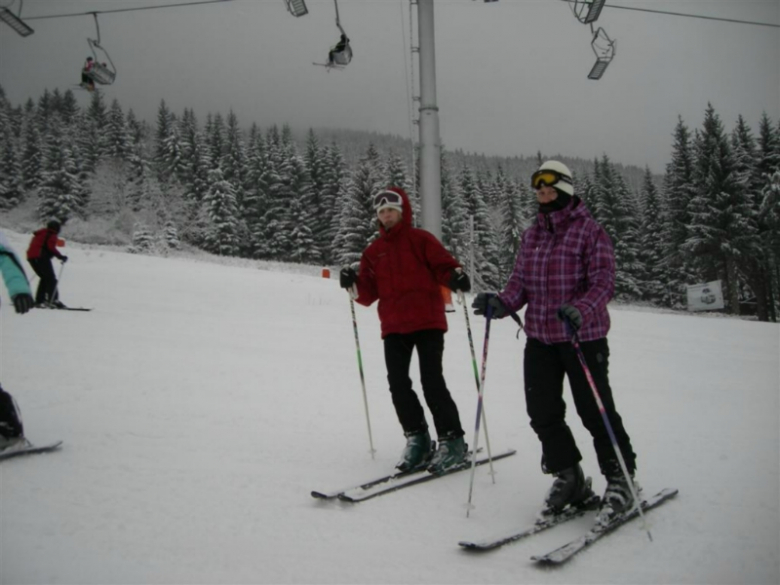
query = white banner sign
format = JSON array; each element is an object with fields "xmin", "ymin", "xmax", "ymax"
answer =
[{"xmin": 686, "ymin": 280, "xmax": 725, "ymax": 312}]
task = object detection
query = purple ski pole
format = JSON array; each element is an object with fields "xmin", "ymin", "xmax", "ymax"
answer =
[
  {"xmin": 465, "ymin": 302, "xmax": 493, "ymax": 517},
  {"xmin": 564, "ymin": 318, "xmax": 652, "ymax": 541}
]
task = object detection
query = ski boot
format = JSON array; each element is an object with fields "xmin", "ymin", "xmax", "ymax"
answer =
[
  {"xmin": 396, "ymin": 429, "xmax": 433, "ymax": 472},
  {"xmin": 595, "ymin": 469, "xmax": 640, "ymax": 527},
  {"xmin": 541, "ymin": 463, "xmax": 598, "ymax": 516},
  {"xmin": 427, "ymin": 434, "xmax": 467, "ymax": 475}
]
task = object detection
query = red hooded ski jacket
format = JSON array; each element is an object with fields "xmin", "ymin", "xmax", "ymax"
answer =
[
  {"xmin": 354, "ymin": 187, "xmax": 461, "ymax": 338},
  {"xmin": 27, "ymin": 228, "xmax": 64, "ymax": 261}
]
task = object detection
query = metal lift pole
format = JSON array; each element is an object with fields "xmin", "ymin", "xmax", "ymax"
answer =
[{"xmin": 416, "ymin": 0, "xmax": 442, "ymax": 239}]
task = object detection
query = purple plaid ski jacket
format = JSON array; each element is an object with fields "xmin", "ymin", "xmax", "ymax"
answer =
[{"xmin": 498, "ymin": 198, "xmax": 615, "ymax": 344}]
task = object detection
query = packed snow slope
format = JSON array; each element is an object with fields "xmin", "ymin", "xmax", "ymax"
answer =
[{"xmin": 0, "ymin": 230, "xmax": 778, "ymax": 584}]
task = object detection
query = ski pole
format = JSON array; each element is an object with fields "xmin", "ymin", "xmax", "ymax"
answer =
[
  {"xmin": 457, "ymin": 290, "xmax": 495, "ymax": 481},
  {"xmin": 465, "ymin": 302, "xmax": 492, "ymax": 517},
  {"xmin": 349, "ymin": 294, "xmax": 376, "ymax": 459},
  {"xmin": 51, "ymin": 261, "xmax": 65, "ymax": 304},
  {"xmin": 564, "ymin": 318, "xmax": 653, "ymax": 541}
]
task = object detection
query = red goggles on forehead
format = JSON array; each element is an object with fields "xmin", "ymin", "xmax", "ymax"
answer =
[{"xmin": 373, "ymin": 190, "xmax": 403, "ymax": 210}]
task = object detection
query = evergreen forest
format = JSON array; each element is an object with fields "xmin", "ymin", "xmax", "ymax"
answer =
[{"xmin": 1, "ymin": 86, "xmax": 778, "ymax": 321}]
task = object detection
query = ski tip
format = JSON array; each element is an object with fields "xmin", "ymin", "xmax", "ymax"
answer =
[
  {"xmin": 336, "ymin": 493, "xmax": 357, "ymax": 503},
  {"xmin": 311, "ymin": 491, "xmax": 330, "ymax": 499}
]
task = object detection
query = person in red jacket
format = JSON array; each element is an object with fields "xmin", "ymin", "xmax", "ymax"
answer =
[
  {"xmin": 26, "ymin": 220, "xmax": 68, "ymax": 308},
  {"xmin": 339, "ymin": 187, "xmax": 472, "ymax": 474}
]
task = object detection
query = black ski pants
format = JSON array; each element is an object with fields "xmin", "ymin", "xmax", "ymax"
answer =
[
  {"xmin": 383, "ymin": 329, "xmax": 464, "ymax": 440},
  {"xmin": 28, "ymin": 257, "xmax": 58, "ymax": 304},
  {"xmin": 524, "ymin": 336, "xmax": 636, "ymax": 477}
]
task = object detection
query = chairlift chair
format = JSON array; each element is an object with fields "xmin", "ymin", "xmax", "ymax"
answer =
[
  {"xmin": 316, "ymin": 0, "xmax": 351, "ymax": 69},
  {"xmin": 284, "ymin": 0, "xmax": 308, "ymax": 18},
  {"xmin": 0, "ymin": 1, "xmax": 33, "ymax": 37},
  {"xmin": 84, "ymin": 13, "xmax": 117, "ymax": 86},
  {"xmin": 587, "ymin": 27, "xmax": 615, "ymax": 80}
]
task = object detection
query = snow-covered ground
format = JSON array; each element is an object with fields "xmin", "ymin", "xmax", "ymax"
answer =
[{"xmin": 1, "ymin": 229, "xmax": 778, "ymax": 584}]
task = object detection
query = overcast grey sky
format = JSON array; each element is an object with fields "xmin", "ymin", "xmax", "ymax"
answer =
[{"xmin": 1, "ymin": 0, "xmax": 778, "ymax": 173}]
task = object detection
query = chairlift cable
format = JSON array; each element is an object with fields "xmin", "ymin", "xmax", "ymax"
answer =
[
  {"xmin": 561, "ymin": 0, "xmax": 780, "ymax": 29},
  {"xmin": 24, "ymin": 0, "xmax": 236, "ymax": 21}
]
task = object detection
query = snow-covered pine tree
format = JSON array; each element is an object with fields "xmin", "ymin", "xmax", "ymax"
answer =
[
  {"xmin": 106, "ymin": 99, "xmax": 130, "ymax": 162},
  {"xmin": 285, "ymin": 151, "xmax": 318, "ymax": 263},
  {"xmin": 204, "ymin": 167, "xmax": 240, "ymax": 256},
  {"xmin": 37, "ymin": 121, "xmax": 83, "ymax": 222},
  {"xmin": 21, "ymin": 110, "xmax": 42, "ymax": 191},
  {"xmin": 0, "ymin": 134, "xmax": 22, "ymax": 209},
  {"xmin": 304, "ymin": 130, "xmax": 329, "ymax": 258},
  {"xmin": 81, "ymin": 90, "xmax": 108, "ymax": 172},
  {"xmin": 661, "ymin": 117, "xmax": 697, "ymax": 307},
  {"xmin": 164, "ymin": 219, "xmax": 180, "ymax": 250},
  {"xmin": 334, "ymin": 143, "xmax": 383, "ymax": 267},
  {"xmin": 129, "ymin": 222, "xmax": 155, "ymax": 253},
  {"xmin": 685, "ymin": 104, "xmax": 753, "ymax": 314},
  {"xmin": 207, "ymin": 113, "xmax": 225, "ymax": 171},
  {"xmin": 320, "ymin": 143, "xmax": 348, "ymax": 265},
  {"xmin": 440, "ymin": 151, "xmax": 468, "ymax": 260},
  {"xmin": 243, "ymin": 126, "xmax": 270, "ymax": 258},
  {"xmin": 495, "ymin": 167, "xmax": 524, "ymax": 283},
  {"xmin": 459, "ymin": 166, "xmax": 498, "ymax": 291},
  {"xmin": 59, "ymin": 90, "xmax": 80, "ymax": 127},
  {"xmin": 636, "ymin": 167, "xmax": 666, "ymax": 303},
  {"xmin": 222, "ymin": 110, "xmax": 246, "ymax": 210},
  {"xmin": 732, "ymin": 115, "xmax": 771, "ymax": 321}
]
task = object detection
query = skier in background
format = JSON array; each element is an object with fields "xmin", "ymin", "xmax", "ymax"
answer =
[
  {"xmin": 81, "ymin": 56, "xmax": 96, "ymax": 91},
  {"xmin": 26, "ymin": 220, "xmax": 68, "ymax": 308},
  {"xmin": 339, "ymin": 186, "xmax": 472, "ymax": 475},
  {"xmin": 472, "ymin": 160, "xmax": 640, "ymax": 526},
  {"xmin": 0, "ymin": 230, "xmax": 35, "ymax": 453}
]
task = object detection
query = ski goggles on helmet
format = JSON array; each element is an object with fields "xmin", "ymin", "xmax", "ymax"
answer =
[
  {"xmin": 531, "ymin": 170, "xmax": 572, "ymax": 190},
  {"xmin": 373, "ymin": 190, "xmax": 403, "ymax": 210}
]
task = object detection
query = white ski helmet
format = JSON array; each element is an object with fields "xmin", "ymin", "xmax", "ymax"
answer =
[{"xmin": 533, "ymin": 160, "xmax": 574, "ymax": 196}]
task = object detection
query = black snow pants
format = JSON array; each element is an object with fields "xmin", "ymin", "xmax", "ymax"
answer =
[
  {"xmin": 383, "ymin": 329, "xmax": 464, "ymax": 440},
  {"xmin": 523, "ymin": 336, "xmax": 636, "ymax": 477},
  {"xmin": 28, "ymin": 257, "xmax": 58, "ymax": 304}
]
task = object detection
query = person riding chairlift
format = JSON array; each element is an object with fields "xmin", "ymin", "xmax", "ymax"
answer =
[
  {"xmin": 81, "ymin": 56, "xmax": 95, "ymax": 92},
  {"xmin": 328, "ymin": 33, "xmax": 350, "ymax": 66}
]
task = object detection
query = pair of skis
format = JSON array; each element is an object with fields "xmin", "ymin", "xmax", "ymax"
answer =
[
  {"xmin": 459, "ymin": 487, "xmax": 678, "ymax": 565},
  {"xmin": 312, "ymin": 448, "xmax": 516, "ymax": 503}
]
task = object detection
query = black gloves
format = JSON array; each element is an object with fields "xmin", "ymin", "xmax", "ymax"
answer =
[
  {"xmin": 448, "ymin": 269, "xmax": 471, "ymax": 293},
  {"xmin": 471, "ymin": 292, "xmax": 508, "ymax": 319},
  {"xmin": 60, "ymin": 256, "xmax": 68, "ymax": 263},
  {"xmin": 557, "ymin": 304, "xmax": 582, "ymax": 331},
  {"xmin": 339, "ymin": 267, "xmax": 357, "ymax": 289},
  {"xmin": 12, "ymin": 293, "xmax": 34, "ymax": 315}
]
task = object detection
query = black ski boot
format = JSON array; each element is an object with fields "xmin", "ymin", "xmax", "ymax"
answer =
[
  {"xmin": 427, "ymin": 434, "xmax": 467, "ymax": 474},
  {"xmin": 396, "ymin": 430, "xmax": 433, "ymax": 471},
  {"xmin": 595, "ymin": 471, "xmax": 640, "ymax": 527},
  {"xmin": 541, "ymin": 463, "xmax": 597, "ymax": 515}
]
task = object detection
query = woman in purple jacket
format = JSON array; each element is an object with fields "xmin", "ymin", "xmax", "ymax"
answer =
[{"xmin": 473, "ymin": 160, "xmax": 638, "ymax": 525}]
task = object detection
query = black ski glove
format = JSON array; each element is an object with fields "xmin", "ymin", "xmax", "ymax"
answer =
[
  {"xmin": 339, "ymin": 267, "xmax": 357, "ymax": 289},
  {"xmin": 472, "ymin": 292, "xmax": 508, "ymax": 319},
  {"xmin": 557, "ymin": 304, "xmax": 582, "ymax": 331},
  {"xmin": 448, "ymin": 269, "xmax": 471, "ymax": 293},
  {"xmin": 59, "ymin": 256, "xmax": 68, "ymax": 263},
  {"xmin": 12, "ymin": 293, "xmax": 34, "ymax": 315}
]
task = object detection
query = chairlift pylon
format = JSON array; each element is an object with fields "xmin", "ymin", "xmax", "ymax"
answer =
[{"xmin": 84, "ymin": 13, "xmax": 117, "ymax": 86}]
